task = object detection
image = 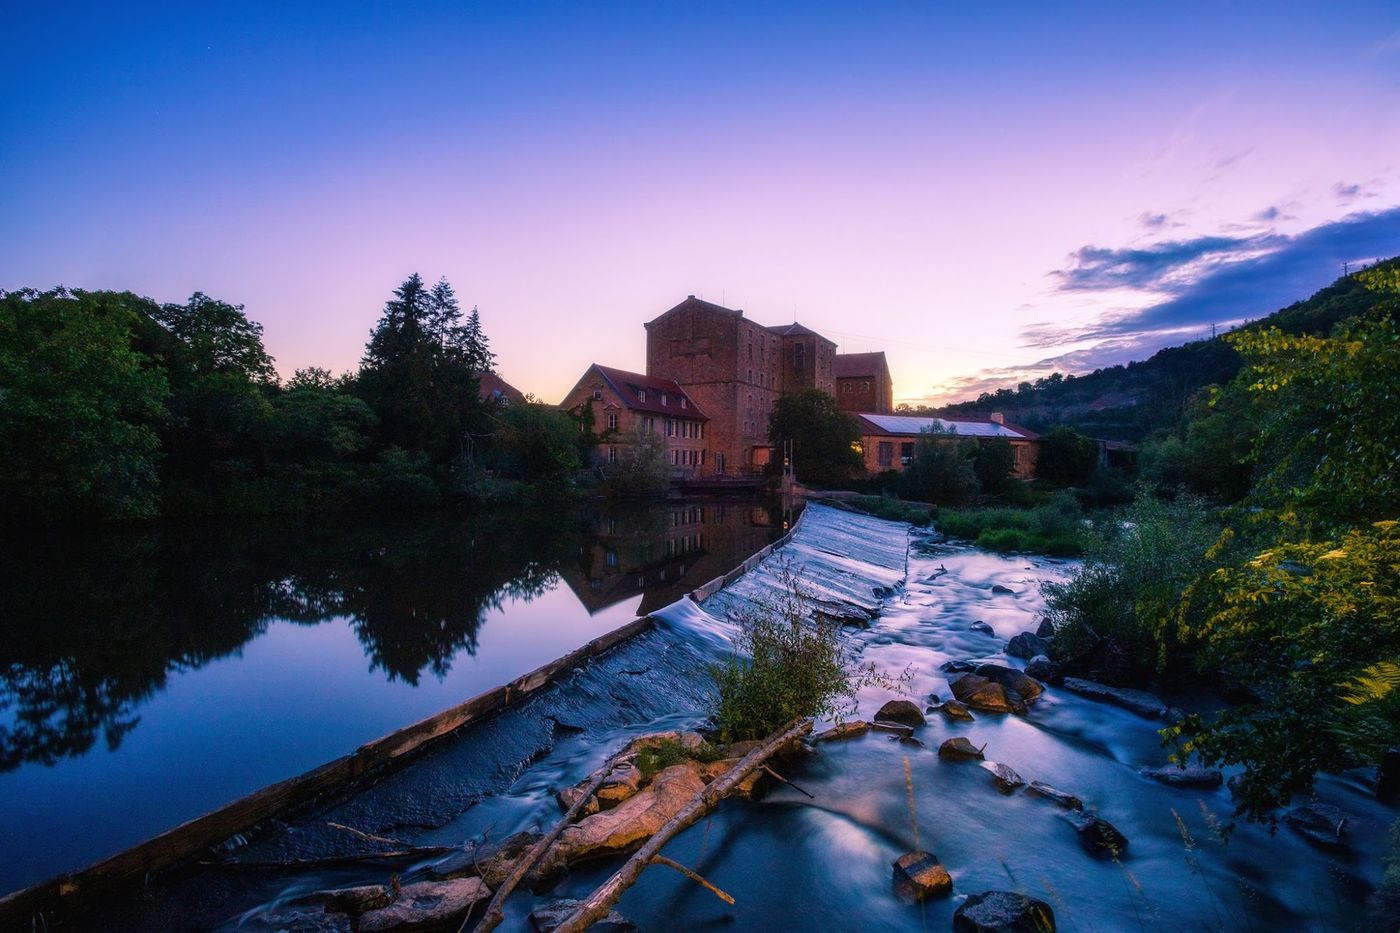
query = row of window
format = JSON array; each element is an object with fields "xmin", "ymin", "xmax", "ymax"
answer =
[
  {"xmin": 672, "ymin": 449, "xmax": 703, "ymax": 466},
  {"xmin": 841, "ymin": 380, "xmax": 873, "ymax": 393},
  {"xmin": 603, "ymin": 413, "xmax": 703, "ymax": 439}
]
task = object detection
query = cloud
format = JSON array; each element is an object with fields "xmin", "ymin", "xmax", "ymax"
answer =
[
  {"xmin": 1334, "ymin": 181, "xmax": 1365, "ymax": 200},
  {"xmin": 1052, "ymin": 233, "xmax": 1280, "ymax": 294},
  {"xmin": 1253, "ymin": 205, "xmax": 1283, "ymax": 222}
]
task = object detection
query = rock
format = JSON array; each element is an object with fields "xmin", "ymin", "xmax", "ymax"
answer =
[
  {"xmin": 872, "ymin": 721, "xmax": 915, "ymax": 739},
  {"xmin": 1035, "ymin": 618, "xmax": 1056, "ymax": 639},
  {"xmin": 548, "ymin": 763, "xmax": 708, "ymax": 868},
  {"xmin": 1006, "ymin": 632, "xmax": 1051, "ymax": 659},
  {"xmin": 814, "ymin": 720, "xmax": 870, "ymax": 742},
  {"xmin": 429, "ymin": 831, "xmax": 538, "ymax": 886},
  {"xmin": 1026, "ymin": 780, "xmax": 1082, "ymax": 810},
  {"xmin": 626, "ymin": 730, "xmax": 706, "ymax": 753},
  {"xmin": 953, "ymin": 890, "xmax": 1056, "ymax": 932},
  {"xmin": 1060, "ymin": 677, "xmax": 1169, "ymax": 719},
  {"xmin": 948, "ymin": 674, "xmax": 1024, "ymax": 715},
  {"xmin": 1284, "ymin": 803, "xmax": 1348, "ymax": 848},
  {"xmin": 980, "ymin": 761, "xmax": 1025, "ymax": 793},
  {"xmin": 991, "ymin": 584, "xmax": 1017, "ymax": 595},
  {"xmin": 1024, "ymin": 655, "xmax": 1057, "ymax": 682},
  {"xmin": 529, "ymin": 899, "xmax": 636, "ymax": 932},
  {"xmin": 1378, "ymin": 748, "xmax": 1400, "ymax": 801},
  {"xmin": 1062, "ymin": 811, "xmax": 1128, "ymax": 857},
  {"xmin": 292, "ymin": 884, "xmax": 394, "ymax": 916},
  {"xmin": 939, "ymin": 737, "xmax": 985, "ymax": 761},
  {"xmin": 892, "ymin": 851, "xmax": 953, "ymax": 901},
  {"xmin": 556, "ymin": 783, "xmax": 601, "ymax": 817},
  {"xmin": 1142, "ymin": 763, "xmax": 1223, "ymax": 789},
  {"xmin": 596, "ymin": 762, "xmax": 645, "ymax": 805},
  {"xmin": 939, "ymin": 700, "xmax": 975, "ymax": 721},
  {"xmin": 942, "ymin": 659, "xmax": 979, "ymax": 674},
  {"xmin": 875, "ymin": 699, "xmax": 927, "ymax": 727},
  {"xmin": 358, "ymin": 878, "xmax": 491, "ymax": 932},
  {"xmin": 975, "ymin": 664, "xmax": 1045, "ymax": 702},
  {"xmin": 970, "ymin": 621, "xmax": 995, "ymax": 634}
]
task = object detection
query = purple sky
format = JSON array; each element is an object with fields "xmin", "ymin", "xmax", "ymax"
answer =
[{"xmin": 4, "ymin": 2, "xmax": 1399, "ymax": 404}]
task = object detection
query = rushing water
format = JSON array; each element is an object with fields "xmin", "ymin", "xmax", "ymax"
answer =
[{"xmin": 0, "ymin": 497, "xmax": 791, "ymax": 897}]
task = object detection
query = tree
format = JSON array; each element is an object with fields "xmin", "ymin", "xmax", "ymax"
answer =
[
  {"xmin": 488, "ymin": 402, "xmax": 581, "ymax": 484},
  {"xmin": 602, "ymin": 425, "xmax": 672, "ymax": 497},
  {"xmin": 153, "ymin": 292, "xmax": 277, "ymax": 384},
  {"xmin": 0, "ymin": 288, "xmax": 170, "ymax": 519},
  {"xmin": 898, "ymin": 431, "xmax": 978, "ymax": 505},
  {"xmin": 768, "ymin": 389, "xmax": 863, "ymax": 488},
  {"xmin": 971, "ymin": 437, "xmax": 1016, "ymax": 494},
  {"xmin": 1036, "ymin": 425, "xmax": 1098, "ymax": 486}
]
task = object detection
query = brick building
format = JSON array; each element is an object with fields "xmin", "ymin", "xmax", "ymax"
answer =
[
  {"xmin": 833, "ymin": 351, "xmax": 893, "ymax": 414},
  {"xmin": 855, "ymin": 412, "xmax": 1040, "ymax": 479},
  {"xmin": 558, "ymin": 364, "xmax": 709, "ymax": 475}
]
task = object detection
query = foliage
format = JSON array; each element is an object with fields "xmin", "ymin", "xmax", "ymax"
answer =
[
  {"xmin": 847, "ymin": 494, "xmax": 932, "ymax": 525},
  {"xmin": 633, "ymin": 738, "xmax": 724, "ymax": 777},
  {"xmin": 153, "ymin": 292, "xmax": 278, "ymax": 384},
  {"xmin": 711, "ymin": 561, "xmax": 907, "ymax": 742},
  {"xmin": 601, "ymin": 425, "xmax": 673, "ymax": 497},
  {"xmin": 487, "ymin": 401, "xmax": 581, "ymax": 485},
  {"xmin": 768, "ymin": 389, "xmax": 863, "ymax": 488},
  {"xmin": 971, "ymin": 436, "xmax": 1016, "ymax": 494},
  {"xmin": 1139, "ymin": 386, "xmax": 1256, "ymax": 502},
  {"xmin": 936, "ymin": 492, "xmax": 1084, "ymax": 556},
  {"xmin": 896, "ymin": 431, "xmax": 978, "ymax": 505},
  {"xmin": 0, "ymin": 288, "xmax": 169, "ymax": 520},
  {"xmin": 1035, "ymin": 425, "xmax": 1098, "ymax": 486},
  {"xmin": 1376, "ymin": 819, "xmax": 1400, "ymax": 930}
]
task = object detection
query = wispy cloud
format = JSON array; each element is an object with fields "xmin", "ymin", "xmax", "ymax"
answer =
[{"xmin": 1051, "ymin": 233, "xmax": 1280, "ymax": 295}]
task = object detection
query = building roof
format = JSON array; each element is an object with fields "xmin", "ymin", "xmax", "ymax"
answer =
[
  {"xmin": 592, "ymin": 364, "xmax": 709, "ymax": 420},
  {"xmin": 644, "ymin": 295, "xmax": 743, "ymax": 328},
  {"xmin": 855, "ymin": 413, "xmax": 1038, "ymax": 439},
  {"xmin": 765, "ymin": 321, "xmax": 823, "ymax": 338},
  {"xmin": 833, "ymin": 351, "xmax": 889, "ymax": 379},
  {"xmin": 477, "ymin": 371, "xmax": 526, "ymax": 405}
]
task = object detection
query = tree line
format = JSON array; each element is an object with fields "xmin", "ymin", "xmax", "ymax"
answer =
[{"xmin": 0, "ymin": 274, "xmax": 584, "ymax": 522}]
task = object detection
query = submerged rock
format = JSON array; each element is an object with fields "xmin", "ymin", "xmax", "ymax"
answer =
[
  {"xmin": 1026, "ymin": 780, "xmax": 1082, "ymax": 810},
  {"xmin": 1142, "ymin": 763, "xmax": 1223, "ymax": 789},
  {"xmin": 939, "ymin": 699, "xmax": 975, "ymax": 721},
  {"xmin": 948, "ymin": 673, "xmax": 1023, "ymax": 714},
  {"xmin": 892, "ymin": 850, "xmax": 953, "ymax": 901},
  {"xmin": 939, "ymin": 737, "xmax": 986, "ymax": 761},
  {"xmin": 991, "ymin": 584, "xmax": 1017, "ymax": 595},
  {"xmin": 1024, "ymin": 655, "xmax": 1058, "ymax": 683},
  {"xmin": 1062, "ymin": 811, "xmax": 1128, "ymax": 857},
  {"xmin": 1059, "ymin": 677, "xmax": 1168, "ymax": 719},
  {"xmin": 872, "ymin": 721, "xmax": 915, "ymax": 739},
  {"xmin": 970, "ymin": 620, "xmax": 995, "ymax": 634},
  {"xmin": 980, "ymin": 761, "xmax": 1026, "ymax": 793},
  {"xmin": 1035, "ymin": 618, "xmax": 1056, "ymax": 639},
  {"xmin": 357, "ymin": 878, "xmax": 491, "ymax": 932},
  {"xmin": 814, "ymin": 720, "xmax": 870, "ymax": 742},
  {"xmin": 953, "ymin": 890, "xmax": 1056, "ymax": 932},
  {"xmin": 942, "ymin": 659, "xmax": 980, "ymax": 674},
  {"xmin": 1284, "ymin": 803, "xmax": 1348, "ymax": 848},
  {"xmin": 875, "ymin": 699, "xmax": 927, "ymax": 727},
  {"xmin": 1006, "ymin": 631, "xmax": 1051, "ymax": 659},
  {"xmin": 529, "ymin": 899, "xmax": 635, "ymax": 931},
  {"xmin": 293, "ymin": 884, "xmax": 394, "ymax": 916}
]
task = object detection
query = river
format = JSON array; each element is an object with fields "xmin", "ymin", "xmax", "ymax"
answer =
[{"xmin": 0, "ymin": 497, "xmax": 793, "ymax": 897}]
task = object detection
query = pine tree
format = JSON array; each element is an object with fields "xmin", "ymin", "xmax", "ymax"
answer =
[{"xmin": 462, "ymin": 305, "xmax": 496, "ymax": 374}]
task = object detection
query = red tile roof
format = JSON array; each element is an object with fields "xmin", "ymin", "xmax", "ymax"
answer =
[
  {"xmin": 592, "ymin": 364, "xmax": 709, "ymax": 419},
  {"xmin": 833, "ymin": 351, "xmax": 888, "ymax": 379},
  {"xmin": 477, "ymin": 371, "xmax": 526, "ymax": 404}
]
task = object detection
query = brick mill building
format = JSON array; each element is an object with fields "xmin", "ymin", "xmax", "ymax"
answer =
[
  {"xmin": 855, "ymin": 412, "xmax": 1040, "ymax": 479},
  {"xmin": 558, "ymin": 364, "xmax": 710, "ymax": 473},
  {"xmin": 833, "ymin": 351, "xmax": 893, "ymax": 414}
]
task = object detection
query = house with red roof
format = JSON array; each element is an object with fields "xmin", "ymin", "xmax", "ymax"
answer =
[
  {"xmin": 854, "ymin": 412, "xmax": 1041, "ymax": 479},
  {"xmin": 559, "ymin": 364, "xmax": 709, "ymax": 475}
]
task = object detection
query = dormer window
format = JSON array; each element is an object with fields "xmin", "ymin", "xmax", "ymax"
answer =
[
  {"xmin": 637, "ymin": 388, "xmax": 646, "ymax": 403},
  {"xmin": 661, "ymin": 393, "xmax": 669, "ymax": 406},
  {"xmin": 680, "ymin": 398, "xmax": 688, "ymax": 409}
]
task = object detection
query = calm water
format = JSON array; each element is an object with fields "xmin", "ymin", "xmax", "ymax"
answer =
[{"xmin": 0, "ymin": 497, "xmax": 790, "ymax": 896}]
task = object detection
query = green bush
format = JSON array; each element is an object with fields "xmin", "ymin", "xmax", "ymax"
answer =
[
  {"xmin": 848, "ymin": 494, "xmax": 932, "ymax": 525},
  {"xmin": 936, "ymin": 492, "xmax": 1085, "ymax": 555}
]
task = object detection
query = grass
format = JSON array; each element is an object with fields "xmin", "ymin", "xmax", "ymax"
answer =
[
  {"xmin": 846, "ymin": 494, "xmax": 933, "ymax": 525},
  {"xmin": 934, "ymin": 492, "xmax": 1085, "ymax": 556}
]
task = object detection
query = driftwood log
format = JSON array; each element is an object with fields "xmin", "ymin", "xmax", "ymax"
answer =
[{"xmin": 553, "ymin": 717, "xmax": 814, "ymax": 933}]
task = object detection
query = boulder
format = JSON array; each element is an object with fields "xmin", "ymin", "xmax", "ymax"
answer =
[
  {"xmin": 975, "ymin": 664, "xmax": 1045, "ymax": 702},
  {"xmin": 939, "ymin": 737, "xmax": 985, "ymax": 761},
  {"xmin": 814, "ymin": 720, "xmax": 870, "ymax": 742},
  {"xmin": 1062, "ymin": 811, "xmax": 1128, "ymax": 857},
  {"xmin": 358, "ymin": 878, "xmax": 491, "ymax": 932},
  {"xmin": 1026, "ymin": 780, "xmax": 1082, "ymax": 810},
  {"xmin": 529, "ymin": 899, "xmax": 635, "ymax": 932},
  {"xmin": 596, "ymin": 761, "xmax": 645, "ymax": 806},
  {"xmin": 875, "ymin": 699, "xmax": 927, "ymax": 727},
  {"xmin": 293, "ymin": 884, "xmax": 393, "ymax": 916},
  {"xmin": 991, "ymin": 584, "xmax": 1017, "ymax": 595},
  {"xmin": 548, "ymin": 763, "xmax": 708, "ymax": 867},
  {"xmin": 953, "ymin": 891, "xmax": 1056, "ymax": 932},
  {"xmin": 948, "ymin": 674, "xmax": 1023, "ymax": 714},
  {"xmin": 1059, "ymin": 677, "xmax": 1168, "ymax": 719},
  {"xmin": 1284, "ymin": 803, "xmax": 1348, "ymax": 848},
  {"xmin": 980, "ymin": 761, "xmax": 1025, "ymax": 793},
  {"xmin": 1006, "ymin": 632, "xmax": 1051, "ymax": 660},
  {"xmin": 970, "ymin": 620, "xmax": 995, "ymax": 634},
  {"xmin": 1035, "ymin": 618, "xmax": 1056, "ymax": 639},
  {"xmin": 556, "ymin": 784, "xmax": 601, "ymax": 817},
  {"xmin": 872, "ymin": 721, "xmax": 915, "ymax": 739},
  {"xmin": 1024, "ymin": 655, "xmax": 1058, "ymax": 683},
  {"xmin": 892, "ymin": 851, "xmax": 953, "ymax": 901},
  {"xmin": 942, "ymin": 659, "xmax": 979, "ymax": 674},
  {"xmin": 1142, "ymin": 763, "xmax": 1223, "ymax": 789},
  {"xmin": 939, "ymin": 700, "xmax": 975, "ymax": 721},
  {"xmin": 429, "ymin": 831, "xmax": 539, "ymax": 887}
]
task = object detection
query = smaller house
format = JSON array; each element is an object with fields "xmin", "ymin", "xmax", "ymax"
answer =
[
  {"xmin": 477, "ymin": 371, "xmax": 526, "ymax": 406},
  {"xmin": 834, "ymin": 352, "xmax": 893, "ymax": 414},
  {"xmin": 855, "ymin": 412, "xmax": 1040, "ymax": 479},
  {"xmin": 559, "ymin": 364, "xmax": 710, "ymax": 475}
]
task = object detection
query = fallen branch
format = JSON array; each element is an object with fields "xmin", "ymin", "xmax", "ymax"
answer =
[
  {"xmin": 554, "ymin": 718, "xmax": 813, "ymax": 933},
  {"xmin": 467, "ymin": 746, "xmax": 628, "ymax": 933},
  {"xmin": 327, "ymin": 821, "xmax": 410, "ymax": 848},
  {"xmin": 650, "ymin": 855, "xmax": 735, "ymax": 905},
  {"xmin": 761, "ymin": 765, "xmax": 814, "ymax": 799},
  {"xmin": 208, "ymin": 845, "xmax": 459, "ymax": 870}
]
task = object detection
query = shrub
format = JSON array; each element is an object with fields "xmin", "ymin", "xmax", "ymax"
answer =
[{"xmin": 936, "ymin": 492, "xmax": 1085, "ymax": 556}]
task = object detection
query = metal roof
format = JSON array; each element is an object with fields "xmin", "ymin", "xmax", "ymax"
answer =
[{"xmin": 856, "ymin": 413, "xmax": 1032, "ymax": 438}]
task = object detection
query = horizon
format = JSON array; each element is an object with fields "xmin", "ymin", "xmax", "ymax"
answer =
[{"xmin": 5, "ymin": 2, "xmax": 1400, "ymax": 404}]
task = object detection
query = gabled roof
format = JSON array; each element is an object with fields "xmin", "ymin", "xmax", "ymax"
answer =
[
  {"xmin": 645, "ymin": 295, "xmax": 743, "ymax": 328},
  {"xmin": 834, "ymin": 351, "xmax": 889, "ymax": 379},
  {"xmin": 855, "ymin": 413, "xmax": 1038, "ymax": 439},
  {"xmin": 765, "ymin": 321, "xmax": 821, "ymax": 338},
  {"xmin": 591, "ymin": 364, "xmax": 709, "ymax": 419},
  {"xmin": 477, "ymin": 371, "xmax": 525, "ymax": 404}
]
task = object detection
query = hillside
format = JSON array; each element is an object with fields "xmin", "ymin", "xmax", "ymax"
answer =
[{"xmin": 929, "ymin": 257, "xmax": 1399, "ymax": 442}]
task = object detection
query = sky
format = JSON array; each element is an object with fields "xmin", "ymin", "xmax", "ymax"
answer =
[{"xmin": 4, "ymin": 1, "xmax": 1400, "ymax": 405}]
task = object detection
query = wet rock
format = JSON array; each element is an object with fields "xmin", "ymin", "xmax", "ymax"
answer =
[
  {"xmin": 1142, "ymin": 763, "xmax": 1223, "ymax": 789},
  {"xmin": 948, "ymin": 674, "xmax": 1025, "ymax": 715},
  {"xmin": 991, "ymin": 584, "xmax": 1017, "ymax": 595},
  {"xmin": 875, "ymin": 699, "xmax": 927, "ymax": 727},
  {"xmin": 892, "ymin": 850, "xmax": 953, "ymax": 901},
  {"xmin": 292, "ymin": 884, "xmax": 394, "ymax": 916},
  {"xmin": 980, "ymin": 761, "xmax": 1025, "ymax": 793},
  {"xmin": 1035, "ymin": 618, "xmax": 1056, "ymax": 639},
  {"xmin": 872, "ymin": 721, "xmax": 915, "ymax": 739},
  {"xmin": 358, "ymin": 878, "xmax": 491, "ymax": 932},
  {"xmin": 942, "ymin": 659, "xmax": 979, "ymax": 674},
  {"xmin": 939, "ymin": 737, "xmax": 985, "ymax": 761},
  {"xmin": 1026, "ymin": 780, "xmax": 1082, "ymax": 810},
  {"xmin": 953, "ymin": 890, "xmax": 1056, "ymax": 932},
  {"xmin": 1060, "ymin": 677, "xmax": 1168, "ymax": 719},
  {"xmin": 556, "ymin": 784, "xmax": 601, "ymax": 817},
  {"xmin": 430, "ymin": 831, "xmax": 538, "ymax": 886},
  {"xmin": 251, "ymin": 907, "xmax": 352, "ymax": 933},
  {"xmin": 1284, "ymin": 803, "xmax": 1348, "ymax": 848},
  {"xmin": 627, "ymin": 730, "xmax": 707, "ymax": 754},
  {"xmin": 814, "ymin": 720, "xmax": 870, "ymax": 742},
  {"xmin": 1062, "ymin": 811, "xmax": 1128, "ymax": 857},
  {"xmin": 529, "ymin": 899, "xmax": 636, "ymax": 932},
  {"xmin": 1378, "ymin": 748, "xmax": 1400, "ymax": 801},
  {"xmin": 596, "ymin": 761, "xmax": 645, "ymax": 805},
  {"xmin": 939, "ymin": 699, "xmax": 975, "ymax": 721},
  {"xmin": 547, "ymin": 762, "xmax": 708, "ymax": 868},
  {"xmin": 1006, "ymin": 632, "xmax": 1051, "ymax": 660},
  {"xmin": 1024, "ymin": 655, "xmax": 1058, "ymax": 683},
  {"xmin": 975, "ymin": 664, "xmax": 1045, "ymax": 702},
  {"xmin": 970, "ymin": 620, "xmax": 995, "ymax": 634}
]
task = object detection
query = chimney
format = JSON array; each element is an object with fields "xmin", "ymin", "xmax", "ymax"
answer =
[{"xmin": 990, "ymin": 412, "xmax": 1005, "ymax": 424}]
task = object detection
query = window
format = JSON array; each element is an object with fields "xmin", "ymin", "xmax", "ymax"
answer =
[
  {"xmin": 661, "ymin": 393, "xmax": 669, "ymax": 406},
  {"xmin": 863, "ymin": 380, "xmax": 870, "ymax": 392},
  {"xmin": 666, "ymin": 419, "xmax": 674, "ymax": 437},
  {"xmin": 607, "ymin": 413, "xmax": 618, "ymax": 431},
  {"xmin": 637, "ymin": 389, "xmax": 646, "ymax": 403},
  {"xmin": 592, "ymin": 388, "xmax": 602, "ymax": 400},
  {"xmin": 607, "ymin": 446, "xmax": 617, "ymax": 464},
  {"xmin": 878, "ymin": 442, "xmax": 894, "ymax": 467},
  {"xmin": 696, "ymin": 423, "xmax": 703, "ymax": 440},
  {"xmin": 680, "ymin": 397, "xmax": 688, "ymax": 409},
  {"xmin": 900, "ymin": 442, "xmax": 915, "ymax": 465}
]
